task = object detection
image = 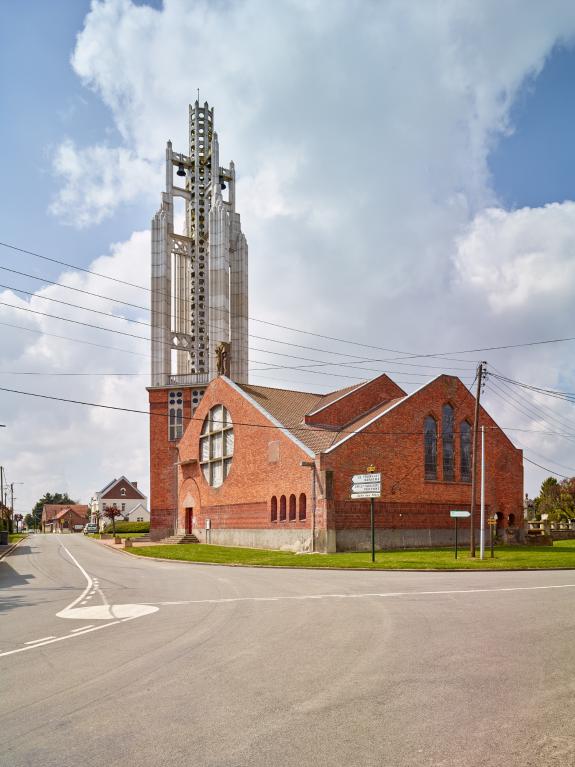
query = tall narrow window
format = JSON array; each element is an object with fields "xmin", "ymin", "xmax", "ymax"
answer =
[
  {"xmin": 271, "ymin": 496, "xmax": 277, "ymax": 522},
  {"xmin": 442, "ymin": 404, "xmax": 455, "ymax": 481},
  {"xmin": 169, "ymin": 390, "xmax": 184, "ymax": 440},
  {"xmin": 299, "ymin": 493, "xmax": 307, "ymax": 521},
  {"xmin": 424, "ymin": 416, "xmax": 437, "ymax": 480},
  {"xmin": 460, "ymin": 420, "xmax": 472, "ymax": 482},
  {"xmin": 279, "ymin": 495, "xmax": 287, "ymax": 521},
  {"xmin": 289, "ymin": 494, "xmax": 296, "ymax": 521}
]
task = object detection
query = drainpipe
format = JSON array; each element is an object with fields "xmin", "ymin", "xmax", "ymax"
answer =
[{"xmin": 300, "ymin": 460, "xmax": 316, "ymax": 553}]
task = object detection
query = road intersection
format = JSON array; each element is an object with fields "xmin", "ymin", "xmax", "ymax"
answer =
[{"xmin": 2, "ymin": 534, "xmax": 575, "ymax": 766}]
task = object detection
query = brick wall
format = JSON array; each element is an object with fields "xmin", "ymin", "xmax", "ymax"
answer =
[
  {"xmin": 176, "ymin": 377, "xmax": 314, "ymax": 534},
  {"xmin": 322, "ymin": 375, "xmax": 523, "ymax": 531},
  {"xmin": 148, "ymin": 386, "xmax": 193, "ymax": 538},
  {"xmin": 305, "ymin": 374, "xmax": 406, "ymax": 428}
]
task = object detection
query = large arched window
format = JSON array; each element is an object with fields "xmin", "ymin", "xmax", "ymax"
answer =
[
  {"xmin": 199, "ymin": 405, "xmax": 234, "ymax": 488},
  {"xmin": 279, "ymin": 495, "xmax": 287, "ymax": 521},
  {"xmin": 299, "ymin": 493, "xmax": 307, "ymax": 521},
  {"xmin": 460, "ymin": 420, "xmax": 472, "ymax": 482},
  {"xmin": 442, "ymin": 404, "xmax": 455, "ymax": 481},
  {"xmin": 289, "ymin": 494, "xmax": 296, "ymax": 521},
  {"xmin": 271, "ymin": 496, "xmax": 277, "ymax": 522},
  {"xmin": 424, "ymin": 416, "xmax": 437, "ymax": 480}
]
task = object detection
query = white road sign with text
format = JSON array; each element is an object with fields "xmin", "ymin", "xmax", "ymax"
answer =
[{"xmin": 352, "ymin": 473, "xmax": 381, "ymax": 484}]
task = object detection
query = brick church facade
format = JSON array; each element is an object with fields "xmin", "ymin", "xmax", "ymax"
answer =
[{"xmin": 148, "ymin": 373, "xmax": 524, "ymax": 552}]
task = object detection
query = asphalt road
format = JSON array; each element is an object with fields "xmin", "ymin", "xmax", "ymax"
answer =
[{"xmin": 1, "ymin": 534, "xmax": 575, "ymax": 767}]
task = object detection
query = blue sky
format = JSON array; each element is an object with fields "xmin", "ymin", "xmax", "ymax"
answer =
[{"xmin": 2, "ymin": 0, "xmax": 575, "ymax": 507}]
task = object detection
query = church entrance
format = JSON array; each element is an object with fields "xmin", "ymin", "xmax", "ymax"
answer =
[{"xmin": 185, "ymin": 507, "xmax": 194, "ymax": 535}]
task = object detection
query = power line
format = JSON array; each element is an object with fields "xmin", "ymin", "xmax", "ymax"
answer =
[
  {"xmin": 0, "ymin": 383, "xmax": 493, "ymax": 438},
  {"xmin": 0, "ymin": 268, "xmax": 478, "ymax": 373}
]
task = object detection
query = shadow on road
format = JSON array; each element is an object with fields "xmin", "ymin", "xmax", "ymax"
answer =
[{"xmin": 0, "ymin": 556, "xmax": 36, "ymax": 614}]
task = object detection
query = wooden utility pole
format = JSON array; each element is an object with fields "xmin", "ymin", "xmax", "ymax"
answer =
[{"xmin": 469, "ymin": 362, "xmax": 485, "ymax": 557}]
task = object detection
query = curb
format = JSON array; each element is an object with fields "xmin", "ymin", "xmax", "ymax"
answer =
[
  {"xmin": 86, "ymin": 536, "xmax": 575, "ymax": 573},
  {"xmin": 0, "ymin": 535, "xmax": 28, "ymax": 560}
]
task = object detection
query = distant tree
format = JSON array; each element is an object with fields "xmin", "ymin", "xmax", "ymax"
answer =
[
  {"xmin": 535, "ymin": 476, "xmax": 575, "ymax": 523},
  {"xmin": 32, "ymin": 492, "xmax": 78, "ymax": 529},
  {"xmin": 24, "ymin": 513, "xmax": 34, "ymax": 529},
  {"xmin": 103, "ymin": 505, "xmax": 122, "ymax": 535}
]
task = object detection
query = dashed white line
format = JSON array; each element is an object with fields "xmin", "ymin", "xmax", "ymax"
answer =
[
  {"xmin": 71, "ymin": 625, "xmax": 94, "ymax": 632},
  {"xmin": 24, "ymin": 636, "xmax": 56, "ymax": 645},
  {"xmin": 0, "ymin": 617, "xmax": 139, "ymax": 659}
]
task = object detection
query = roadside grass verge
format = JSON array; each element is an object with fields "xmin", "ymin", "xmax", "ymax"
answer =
[
  {"xmin": 8, "ymin": 534, "xmax": 26, "ymax": 544},
  {"xmin": 128, "ymin": 540, "xmax": 575, "ymax": 570}
]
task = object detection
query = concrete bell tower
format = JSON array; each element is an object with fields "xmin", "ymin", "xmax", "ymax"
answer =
[
  {"xmin": 151, "ymin": 100, "xmax": 249, "ymax": 406},
  {"xmin": 148, "ymin": 102, "xmax": 249, "ymax": 538}
]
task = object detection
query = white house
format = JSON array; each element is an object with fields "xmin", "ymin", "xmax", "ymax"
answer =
[{"xmin": 90, "ymin": 477, "xmax": 149, "ymax": 529}]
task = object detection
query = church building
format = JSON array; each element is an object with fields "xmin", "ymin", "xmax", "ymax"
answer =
[{"xmin": 148, "ymin": 102, "xmax": 524, "ymax": 552}]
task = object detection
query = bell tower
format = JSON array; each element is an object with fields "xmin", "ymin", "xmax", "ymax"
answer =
[
  {"xmin": 148, "ymin": 101, "xmax": 248, "ymax": 538},
  {"xmin": 151, "ymin": 100, "xmax": 249, "ymax": 403}
]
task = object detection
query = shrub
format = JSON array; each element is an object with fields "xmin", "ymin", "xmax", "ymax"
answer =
[{"xmin": 102, "ymin": 520, "xmax": 149, "ymax": 533}]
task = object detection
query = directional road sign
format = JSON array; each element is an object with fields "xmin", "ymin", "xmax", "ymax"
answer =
[
  {"xmin": 351, "ymin": 491, "xmax": 381, "ymax": 499},
  {"xmin": 450, "ymin": 510, "xmax": 470, "ymax": 518},
  {"xmin": 352, "ymin": 473, "xmax": 381, "ymax": 484},
  {"xmin": 352, "ymin": 482, "xmax": 381, "ymax": 494}
]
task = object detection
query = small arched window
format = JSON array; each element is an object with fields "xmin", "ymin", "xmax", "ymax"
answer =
[
  {"xmin": 442, "ymin": 404, "xmax": 455, "ymax": 481},
  {"xmin": 299, "ymin": 493, "xmax": 307, "ymax": 521},
  {"xmin": 289, "ymin": 494, "xmax": 296, "ymax": 521},
  {"xmin": 424, "ymin": 416, "xmax": 437, "ymax": 480},
  {"xmin": 460, "ymin": 421, "xmax": 472, "ymax": 482},
  {"xmin": 279, "ymin": 495, "xmax": 286, "ymax": 521},
  {"xmin": 271, "ymin": 496, "xmax": 277, "ymax": 522},
  {"xmin": 120, "ymin": 488, "xmax": 126, "ymax": 497}
]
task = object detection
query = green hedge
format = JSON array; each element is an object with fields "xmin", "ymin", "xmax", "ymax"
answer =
[{"xmin": 103, "ymin": 521, "xmax": 149, "ymax": 533}]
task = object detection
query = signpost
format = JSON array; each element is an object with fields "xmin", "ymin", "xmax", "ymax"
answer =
[
  {"xmin": 351, "ymin": 467, "xmax": 381, "ymax": 562},
  {"xmin": 450, "ymin": 510, "xmax": 471, "ymax": 560},
  {"xmin": 488, "ymin": 514, "xmax": 497, "ymax": 558}
]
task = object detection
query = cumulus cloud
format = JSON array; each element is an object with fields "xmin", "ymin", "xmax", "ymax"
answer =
[
  {"xmin": 34, "ymin": 0, "xmax": 575, "ymax": 497},
  {"xmin": 50, "ymin": 140, "xmax": 160, "ymax": 226},
  {"xmin": 0, "ymin": 231, "xmax": 151, "ymax": 507}
]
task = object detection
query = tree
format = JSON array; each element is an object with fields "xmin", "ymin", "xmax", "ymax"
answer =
[
  {"xmin": 535, "ymin": 476, "xmax": 575, "ymax": 523},
  {"xmin": 32, "ymin": 492, "xmax": 78, "ymax": 530},
  {"xmin": 24, "ymin": 513, "xmax": 34, "ymax": 529},
  {"xmin": 103, "ymin": 505, "xmax": 122, "ymax": 535}
]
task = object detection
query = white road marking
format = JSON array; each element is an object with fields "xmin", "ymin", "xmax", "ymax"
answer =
[
  {"xmin": 24, "ymin": 636, "xmax": 56, "ymax": 644},
  {"xmin": 154, "ymin": 581, "xmax": 575, "ymax": 607},
  {"xmin": 59, "ymin": 604, "xmax": 159, "ymax": 620},
  {"xmin": 71, "ymin": 625, "xmax": 94, "ymax": 632},
  {"xmin": 57, "ymin": 543, "xmax": 94, "ymax": 616},
  {"xmin": 0, "ymin": 617, "xmax": 139, "ymax": 659}
]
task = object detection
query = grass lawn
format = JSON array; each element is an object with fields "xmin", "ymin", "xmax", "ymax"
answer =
[
  {"xmin": 8, "ymin": 534, "xmax": 26, "ymax": 543},
  {"xmin": 128, "ymin": 540, "xmax": 575, "ymax": 570}
]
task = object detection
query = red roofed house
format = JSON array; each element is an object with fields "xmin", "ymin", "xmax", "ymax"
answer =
[
  {"xmin": 42, "ymin": 505, "xmax": 89, "ymax": 533},
  {"xmin": 148, "ymin": 373, "xmax": 523, "ymax": 552}
]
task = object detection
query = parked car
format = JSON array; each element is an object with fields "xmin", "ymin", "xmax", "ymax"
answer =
[{"xmin": 83, "ymin": 524, "xmax": 99, "ymax": 535}]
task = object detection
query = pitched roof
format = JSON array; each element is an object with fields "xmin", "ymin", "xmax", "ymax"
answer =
[
  {"xmin": 53, "ymin": 506, "xmax": 89, "ymax": 520},
  {"xmin": 236, "ymin": 381, "xmax": 406, "ymax": 455},
  {"xmin": 97, "ymin": 476, "xmax": 145, "ymax": 499},
  {"xmin": 43, "ymin": 504, "xmax": 89, "ymax": 522}
]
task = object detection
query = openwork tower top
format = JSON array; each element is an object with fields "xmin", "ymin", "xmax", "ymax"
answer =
[{"xmin": 151, "ymin": 101, "xmax": 248, "ymax": 394}]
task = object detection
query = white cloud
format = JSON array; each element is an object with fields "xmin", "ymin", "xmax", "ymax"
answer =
[
  {"xmin": 0, "ymin": 231, "xmax": 151, "ymax": 509},
  {"xmin": 50, "ymin": 140, "xmax": 160, "ymax": 226},
  {"xmin": 455, "ymin": 202, "xmax": 575, "ymax": 310}
]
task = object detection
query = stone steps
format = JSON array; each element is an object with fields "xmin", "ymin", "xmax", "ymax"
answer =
[{"xmin": 159, "ymin": 534, "xmax": 200, "ymax": 545}]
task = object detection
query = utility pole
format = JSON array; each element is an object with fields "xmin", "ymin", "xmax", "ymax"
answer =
[
  {"xmin": 469, "ymin": 362, "xmax": 485, "ymax": 557},
  {"xmin": 0, "ymin": 466, "xmax": 3, "ymax": 532}
]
